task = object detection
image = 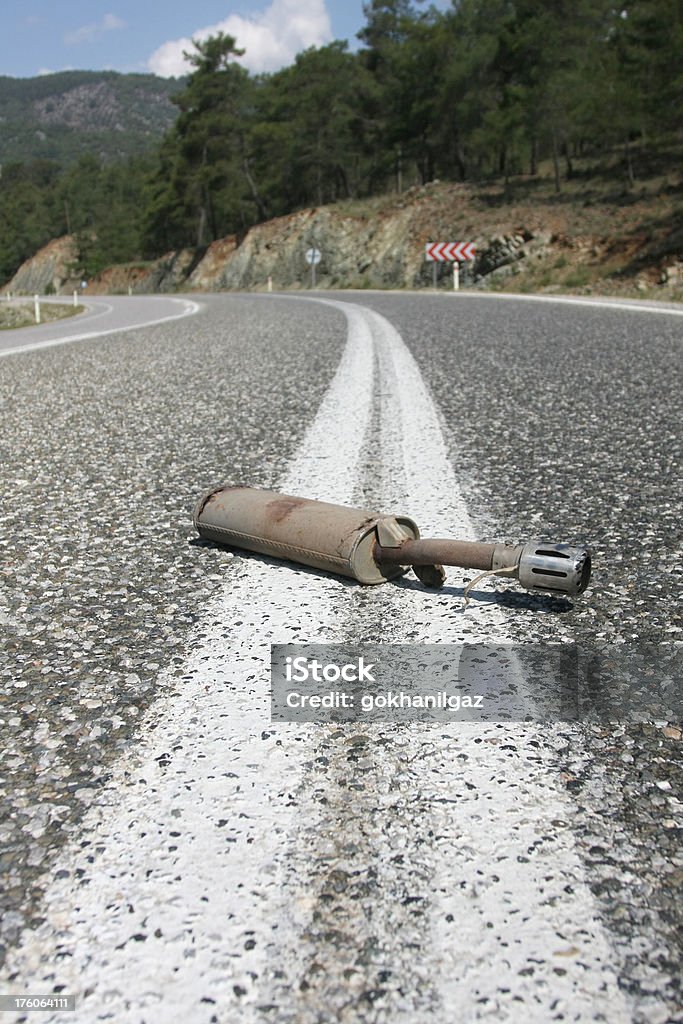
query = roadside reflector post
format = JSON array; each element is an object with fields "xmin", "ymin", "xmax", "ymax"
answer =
[
  {"xmin": 73, "ymin": 291, "xmax": 78, "ymax": 306},
  {"xmin": 34, "ymin": 295, "xmax": 41, "ymax": 324},
  {"xmin": 453, "ymin": 262, "xmax": 460, "ymax": 291},
  {"xmin": 306, "ymin": 247, "xmax": 321, "ymax": 288},
  {"xmin": 194, "ymin": 486, "xmax": 592, "ymax": 600}
]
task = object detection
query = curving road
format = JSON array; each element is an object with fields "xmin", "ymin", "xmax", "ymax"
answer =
[
  {"xmin": 0, "ymin": 292, "xmax": 681, "ymax": 1023},
  {"xmin": 0, "ymin": 295, "xmax": 200, "ymax": 358}
]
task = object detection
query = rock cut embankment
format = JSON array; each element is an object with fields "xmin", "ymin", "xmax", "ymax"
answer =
[{"xmin": 5, "ymin": 180, "xmax": 682, "ymax": 300}]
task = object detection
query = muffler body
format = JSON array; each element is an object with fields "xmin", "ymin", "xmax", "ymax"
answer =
[{"xmin": 194, "ymin": 485, "xmax": 420, "ymax": 584}]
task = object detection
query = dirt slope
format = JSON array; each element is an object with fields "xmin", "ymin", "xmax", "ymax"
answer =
[{"xmin": 5, "ymin": 174, "xmax": 682, "ymax": 301}]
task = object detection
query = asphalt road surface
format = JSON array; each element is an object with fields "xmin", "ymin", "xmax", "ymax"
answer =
[
  {"xmin": 0, "ymin": 296, "xmax": 199, "ymax": 357},
  {"xmin": 0, "ymin": 292, "xmax": 681, "ymax": 1024}
]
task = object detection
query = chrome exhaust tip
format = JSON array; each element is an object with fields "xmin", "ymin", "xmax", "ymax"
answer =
[{"xmin": 517, "ymin": 541, "xmax": 592, "ymax": 598}]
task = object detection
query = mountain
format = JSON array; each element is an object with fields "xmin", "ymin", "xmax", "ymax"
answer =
[{"xmin": 0, "ymin": 71, "xmax": 183, "ymax": 166}]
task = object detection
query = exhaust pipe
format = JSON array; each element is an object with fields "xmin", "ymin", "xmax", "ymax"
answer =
[
  {"xmin": 515, "ymin": 541, "xmax": 592, "ymax": 597},
  {"xmin": 194, "ymin": 486, "xmax": 591, "ymax": 600}
]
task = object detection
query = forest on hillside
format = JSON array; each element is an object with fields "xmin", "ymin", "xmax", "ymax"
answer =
[
  {"xmin": 0, "ymin": 70, "xmax": 180, "ymax": 165},
  {"xmin": 1, "ymin": 0, "xmax": 681, "ymax": 284}
]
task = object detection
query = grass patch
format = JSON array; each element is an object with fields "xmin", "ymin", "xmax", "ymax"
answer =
[
  {"xmin": 562, "ymin": 267, "xmax": 592, "ymax": 288},
  {"xmin": 0, "ymin": 301, "xmax": 85, "ymax": 330}
]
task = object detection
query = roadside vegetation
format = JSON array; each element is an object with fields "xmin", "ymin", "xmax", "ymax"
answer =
[
  {"xmin": 0, "ymin": 0, "xmax": 680, "ymax": 286},
  {"xmin": 0, "ymin": 302, "xmax": 84, "ymax": 330}
]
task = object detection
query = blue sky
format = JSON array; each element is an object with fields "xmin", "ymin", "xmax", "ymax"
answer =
[{"xmin": 0, "ymin": 0, "xmax": 447, "ymax": 79}]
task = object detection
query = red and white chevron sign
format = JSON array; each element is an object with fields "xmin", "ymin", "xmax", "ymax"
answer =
[{"xmin": 425, "ymin": 241, "xmax": 476, "ymax": 262}]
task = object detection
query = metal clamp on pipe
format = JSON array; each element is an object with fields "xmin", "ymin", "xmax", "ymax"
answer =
[{"xmin": 194, "ymin": 486, "xmax": 592, "ymax": 601}]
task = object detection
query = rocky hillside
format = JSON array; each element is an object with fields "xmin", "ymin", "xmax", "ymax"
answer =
[
  {"xmin": 4, "ymin": 236, "xmax": 79, "ymax": 295},
  {"xmin": 5, "ymin": 177, "xmax": 683, "ymax": 301},
  {"xmin": 0, "ymin": 71, "xmax": 182, "ymax": 165}
]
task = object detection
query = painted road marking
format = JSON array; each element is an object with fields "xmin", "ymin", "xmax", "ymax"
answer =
[
  {"xmin": 450, "ymin": 291, "xmax": 683, "ymax": 316},
  {"xmin": 2, "ymin": 300, "xmax": 376, "ymax": 1021},
  {"xmin": 361, "ymin": 301, "xmax": 632, "ymax": 1017},
  {"xmin": 0, "ymin": 298, "xmax": 201, "ymax": 358},
  {"xmin": 284, "ymin": 299, "xmax": 633, "ymax": 1020}
]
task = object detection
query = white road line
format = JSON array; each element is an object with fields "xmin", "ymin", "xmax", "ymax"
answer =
[
  {"xmin": 0, "ymin": 299, "xmax": 201, "ymax": 358},
  {"xmin": 346, "ymin": 301, "xmax": 633, "ymax": 1021},
  {"xmin": 1, "ymin": 302, "xmax": 375, "ymax": 1023},
  {"xmin": 262, "ymin": 297, "xmax": 634, "ymax": 1021},
  {"xmin": 449, "ymin": 291, "xmax": 683, "ymax": 316},
  {"xmin": 43, "ymin": 298, "xmax": 116, "ymax": 328}
]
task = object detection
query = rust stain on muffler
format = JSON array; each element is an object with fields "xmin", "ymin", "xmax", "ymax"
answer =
[{"xmin": 265, "ymin": 496, "xmax": 308, "ymax": 523}]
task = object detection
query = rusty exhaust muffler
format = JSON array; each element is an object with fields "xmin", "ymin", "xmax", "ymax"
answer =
[{"xmin": 193, "ymin": 486, "xmax": 591, "ymax": 600}]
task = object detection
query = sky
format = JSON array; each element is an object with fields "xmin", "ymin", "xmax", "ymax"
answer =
[{"xmin": 0, "ymin": 0, "xmax": 442, "ymax": 79}]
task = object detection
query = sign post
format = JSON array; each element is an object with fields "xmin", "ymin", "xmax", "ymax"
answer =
[
  {"xmin": 425, "ymin": 242, "xmax": 476, "ymax": 290},
  {"xmin": 305, "ymin": 247, "xmax": 322, "ymax": 288}
]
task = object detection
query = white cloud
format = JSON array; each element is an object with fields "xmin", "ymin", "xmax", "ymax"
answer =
[
  {"xmin": 37, "ymin": 66, "xmax": 75, "ymax": 76},
  {"xmin": 147, "ymin": 0, "xmax": 332, "ymax": 77},
  {"xmin": 64, "ymin": 13, "xmax": 126, "ymax": 46}
]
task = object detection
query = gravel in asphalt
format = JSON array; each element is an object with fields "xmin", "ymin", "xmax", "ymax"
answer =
[
  {"xmin": 0, "ymin": 295, "xmax": 346, "ymax": 966},
  {"xmin": 0, "ymin": 291, "xmax": 681, "ymax": 1022},
  {"xmin": 331, "ymin": 292, "xmax": 683, "ymax": 1018}
]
